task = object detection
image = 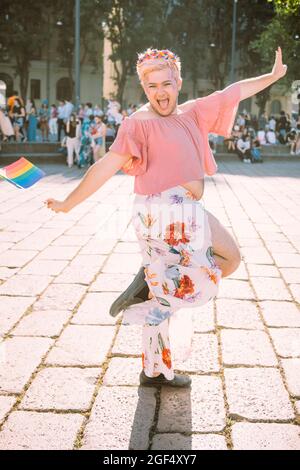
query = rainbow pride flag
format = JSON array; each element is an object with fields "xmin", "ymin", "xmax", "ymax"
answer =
[{"xmin": 0, "ymin": 157, "xmax": 46, "ymax": 189}]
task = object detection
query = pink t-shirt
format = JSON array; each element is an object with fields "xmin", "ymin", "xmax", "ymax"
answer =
[{"xmin": 109, "ymin": 82, "xmax": 241, "ymax": 194}]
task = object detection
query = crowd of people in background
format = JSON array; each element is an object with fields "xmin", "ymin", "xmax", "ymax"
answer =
[
  {"xmin": 0, "ymin": 91, "xmax": 140, "ymax": 168},
  {"xmin": 1, "ymin": 90, "xmax": 300, "ymax": 167},
  {"xmin": 214, "ymin": 109, "xmax": 300, "ymax": 163}
]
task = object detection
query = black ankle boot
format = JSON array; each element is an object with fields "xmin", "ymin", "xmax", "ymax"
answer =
[
  {"xmin": 139, "ymin": 370, "xmax": 191, "ymax": 388},
  {"xmin": 109, "ymin": 266, "xmax": 149, "ymax": 317}
]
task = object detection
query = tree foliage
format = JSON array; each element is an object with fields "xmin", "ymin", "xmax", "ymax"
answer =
[
  {"xmin": 0, "ymin": 0, "xmax": 105, "ymax": 100},
  {"xmin": 0, "ymin": 0, "xmax": 53, "ymax": 99},
  {"xmin": 99, "ymin": 0, "xmax": 176, "ymax": 104},
  {"xmin": 268, "ymin": 0, "xmax": 300, "ymax": 14},
  {"xmin": 99, "ymin": 0, "xmax": 278, "ymax": 105},
  {"xmin": 250, "ymin": 1, "xmax": 300, "ymax": 92},
  {"xmin": 1, "ymin": 0, "xmax": 297, "ymax": 108}
]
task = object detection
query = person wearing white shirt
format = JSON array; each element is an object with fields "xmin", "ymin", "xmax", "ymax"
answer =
[
  {"xmin": 84, "ymin": 103, "xmax": 93, "ymax": 119},
  {"xmin": 268, "ymin": 116, "xmax": 276, "ymax": 132},
  {"xmin": 236, "ymin": 135, "xmax": 252, "ymax": 162},
  {"xmin": 65, "ymin": 113, "xmax": 81, "ymax": 168},
  {"xmin": 57, "ymin": 100, "xmax": 66, "ymax": 141},
  {"xmin": 114, "ymin": 112, "xmax": 123, "ymax": 126},
  {"xmin": 257, "ymin": 128, "xmax": 267, "ymax": 145},
  {"xmin": 64, "ymin": 100, "xmax": 74, "ymax": 122},
  {"xmin": 237, "ymin": 114, "xmax": 245, "ymax": 129},
  {"xmin": 266, "ymin": 129, "xmax": 276, "ymax": 144},
  {"xmin": 94, "ymin": 105, "xmax": 104, "ymax": 117}
]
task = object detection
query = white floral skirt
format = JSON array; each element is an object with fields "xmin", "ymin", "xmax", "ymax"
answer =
[{"xmin": 122, "ymin": 185, "xmax": 222, "ymax": 379}]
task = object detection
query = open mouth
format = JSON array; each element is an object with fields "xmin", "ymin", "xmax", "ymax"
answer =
[{"xmin": 157, "ymin": 98, "xmax": 169, "ymax": 110}]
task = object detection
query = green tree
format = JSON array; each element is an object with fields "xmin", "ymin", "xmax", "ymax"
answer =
[
  {"xmin": 268, "ymin": 0, "xmax": 300, "ymax": 14},
  {"xmin": 99, "ymin": 0, "xmax": 176, "ymax": 106},
  {"xmin": 0, "ymin": 0, "xmax": 106, "ymax": 101},
  {"xmin": 250, "ymin": 1, "xmax": 300, "ymax": 92},
  {"xmin": 0, "ymin": 0, "xmax": 53, "ymax": 100},
  {"xmin": 54, "ymin": 0, "xmax": 107, "ymax": 101}
]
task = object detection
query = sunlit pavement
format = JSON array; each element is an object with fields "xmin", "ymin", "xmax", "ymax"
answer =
[{"xmin": 0, "ymin": 159, "xmax": 299, "ymax": 450}]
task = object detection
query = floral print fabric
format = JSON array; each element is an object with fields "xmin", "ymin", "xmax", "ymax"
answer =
[{"xmin": 122, "ymin": 185, "xmax": 222, "ymax": 379}]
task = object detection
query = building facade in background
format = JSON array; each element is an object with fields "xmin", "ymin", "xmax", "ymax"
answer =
[{"xmin": 0, "ymin": 32, "xmax": 292, "ymax": 118}]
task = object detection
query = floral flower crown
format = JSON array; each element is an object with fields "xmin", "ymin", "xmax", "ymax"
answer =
[{"xmin": 136, "ymin": 48, "xmax": 179, "ymax": 67}]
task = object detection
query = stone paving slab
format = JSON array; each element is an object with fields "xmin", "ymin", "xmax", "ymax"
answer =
[
  {"xmin": 79, "ymin": 237, "xmax": 116, "ymax": 255},
  {"xmin": 72, "ymin": 292, "xmax": 120, "ymax": 325},
  {"xmin": 11, "ymin": 310, "xmax": 72, "ymax": 337},
  {"xmin": 20, "ymin": 366, "xmax": 101, "ymax": 411},
  {"xmin": 290, "ymin": 284, "xmax": 300, "ymax": 303},
  {"xmin": 216, "ymin": 299, "xmax": 264, "ymax": 330},
  {"xmin": 44, "ymin": 325, "xmax": 116, "ymax": 366},
  {"xmin": 175, "ymin": 333, "xmax": 219, "ymax": 373},
  {"xmin": 0, "ymin": 267, "xmax": 19, "ymax": 281},
  {"xmin": 279, "ymin": 268, "xmax": 300, "ymax": 284},
  {"xmin": 217, "ymin": 279, "xmax": 255, "ymax": 300},
  {"xmin": 0, "ymin": 162, "xmax": 299, "ymax": 450},
  {"xmin": 53, "ymin": 264, "xmax": 101, "ymax": 285},
  {"xmin": 259, "ymin": 301, "xmax": 300, "ymax": 327},
  {"xmin": 33, "ymin": 283, "xmax": 87, "ymax": 311},
  {"xmin": 103, "ymin": 253, "xmax": 142, "ymax": 274},
  {"xmin": 251, "ymin": 277, "xmax": 292, "ymax": 301},
  {"xmin": 191, "ymin": 304, "xmax": 215, "ymax": 332},
  {"xmin": 281, "ymin": 359, "xmax": 300, "ymax": 397},
  {"xmin": 51, "ymin": 235, "xmax": 91, "ymax": 246},
  {"xmin": 221, "ymin": 329, "xmax": 278, "ymax": 366},
  {"xmin": 89, "ymin": 272, "xmax": 135, "ymax": 292},
  {"xmin": 0, "ymin": 250, "xmax": 39, "ymax": 268},
  {"xmin": 36, "ymin": 245, "xmax": 81, "ymax": 260},
  {"xmin": 0, "ymin": 396, "xmax": 17, "ymax": 423},
  {"xmin": 151, "ymin": 433, "xmax": 228, "ymax": 450},
  {"xmin": 247, "ymin": 264, "xmax": 280, "ymax": 277},
  {"xmin": 231, "ymin": 423, "xmax": 300, "ymax": 450},
  {"xmin": 224, "ymin": 367, "xmax": 295, "ymax": 421},
  {"xmin": 0, "ymin": 274, "xmax": 53, "ymax": 296},
  {"xmin": 0, "ymin": 295, "xmax": 36, "ymax": 336},
  {"xmin": 0, "ymin": 336, "xmax": 54, "ymax": 393},
  {"xmin": 102, "ymin": 357, "xmax": 141, "ymax": 386},
  {"xmin": 112, "ymin": 325, "xmax": 142, "ymax": 356},
  {"xmin": 157, "ymin": 376, "xmax": 226, "ymax": 433},
  {"xmin": 227, "ymin": 261, "xmax": 249, "ymax": 280},
  {"xmin": 269, "ymin": 328, "xmax": 300, "ymax": 357},
  {"xmin": 19, "ymin": 259, "xmax": 69, "ymax": 276},
  {"xmin": 0, "ymin": 411, "xmax": 84, "ymax": 450},
  {"xmin": 81, "ymin": 386, "xmax": 156, "ymax": 450}
]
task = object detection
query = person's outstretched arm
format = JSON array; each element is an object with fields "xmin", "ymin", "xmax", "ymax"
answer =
[
  {"xmin": 44, "ymin": 151, "xmax": 131, "ymax": 213},
  {"xmin": 234, "ymin": 46, "xmax": 287, "ymax": 101}
]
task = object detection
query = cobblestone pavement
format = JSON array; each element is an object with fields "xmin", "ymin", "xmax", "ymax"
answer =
[{"xmin": 0, "ymin": 160, "xmax": 299, "ymax": 450}]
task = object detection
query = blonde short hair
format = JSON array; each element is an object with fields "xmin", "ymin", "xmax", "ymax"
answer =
[{"xmin": 136, "ymin": 48, "xmax": 182, "ymax": 84}]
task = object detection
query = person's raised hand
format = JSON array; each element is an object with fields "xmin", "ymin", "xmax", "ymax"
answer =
[
  {"xmin": 271, "ymin": 46, "xmax": 287, "ymax": 79},
  {"xmin": 43, "ymin": 198, "xmax": 70, "ymax": 213}
]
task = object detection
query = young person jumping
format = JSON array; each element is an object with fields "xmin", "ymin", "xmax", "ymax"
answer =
[{"xmin": 45, "ymin": 46, "xmax": 287, "ymax": 387}]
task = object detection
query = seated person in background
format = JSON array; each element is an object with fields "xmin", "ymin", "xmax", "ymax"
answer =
[
  {"xmin": 296, "ymin": 124, "xmax": 300, "ymax": 154},
  {"xmin": 224, "ymin": 124, "xmax": 241, "ymax": 152},
  {"xmin": 236, "ymin": 134, "xmax": 252, "ymax": 163},
  {"xmin": 250, "ymin": 136, "xmax": 263, "ymax": 163},
  {"xmin": 105, "ymin": 123, "xmax": 116, "ymax": 140},
  {"xmin": 287, "ymin": 127, "xmax": 300, "ymax": 155},
  {"xmin": 208, "ymin": 132, "xmax": 218, "ymax": 155},
  {"xmin": 268, "ymin": 115, "xmax": 276, "ymax": 131},
  {"xmin": 266, "ymin": 127, "xmax": 277, "ymax": 144},
  {"xmin": 257, "ymin": 128, "xmax": 267, "ymax": 145}
]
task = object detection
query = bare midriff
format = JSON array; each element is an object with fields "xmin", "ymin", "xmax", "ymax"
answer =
[{"xmin": 180, "ymin": 179, "xmax": 204, "ymax": 200}]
